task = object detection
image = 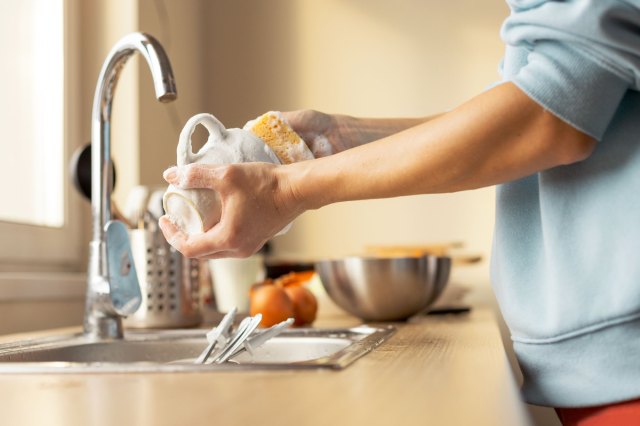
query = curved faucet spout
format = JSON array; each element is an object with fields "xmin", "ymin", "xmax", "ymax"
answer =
[
  {"xmin": 86, "ymin": 32, "xmax": 177, "ymax": 339},
  {"xmin": 91, "ymin": 32, "xmax": 177, "ymax": 242}
]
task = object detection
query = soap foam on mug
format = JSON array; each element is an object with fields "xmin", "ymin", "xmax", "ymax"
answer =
[
  {"xmin": 309, "ymin": 134, "xmax": 333, "ymax": 157},
  {"xmin": 164, "ymin": 113, "xmax": 281, "ymax": 236}
]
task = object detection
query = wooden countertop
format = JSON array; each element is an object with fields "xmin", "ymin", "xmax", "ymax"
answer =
[{"xmin": 0, "ymin": 296, "xmax": 532, "ymax": 426}]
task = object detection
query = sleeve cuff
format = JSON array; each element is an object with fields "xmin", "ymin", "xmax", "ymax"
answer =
[{"xmin": 509, "ymin": 41, "xmax": 629, "ymax": 140}]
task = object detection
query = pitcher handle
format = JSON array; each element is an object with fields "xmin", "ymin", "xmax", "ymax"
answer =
[{"xmin": 177, "ymin": 113, "xmax": 227, "ymax": 166}]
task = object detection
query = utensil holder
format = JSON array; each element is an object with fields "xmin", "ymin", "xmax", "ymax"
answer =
[{"xmin": 124, "ymin": 227, "xmax": 202, "ymax": 328}]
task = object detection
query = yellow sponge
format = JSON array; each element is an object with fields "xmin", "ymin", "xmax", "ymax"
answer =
[{"xmin": 243, "ymin": 111, "xmax": 314, "ymax": 164}]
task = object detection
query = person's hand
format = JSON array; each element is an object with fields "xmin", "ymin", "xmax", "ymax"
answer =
[
  {"xmin": 281, "ymin": 110, "xmax": 351, "ymax": 156},
  {"xmin": 158, "ymin": 162, "xmax": 302, "ymax": 259}
]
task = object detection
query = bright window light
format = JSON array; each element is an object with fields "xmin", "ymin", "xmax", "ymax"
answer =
[{"xmin": 0, "ymin": 0, "xmax": 64, "ymax": 227}]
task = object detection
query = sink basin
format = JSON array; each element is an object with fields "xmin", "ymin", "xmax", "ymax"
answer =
[{"xmin": 0, "ymin": 325, "xmax": 395, "ymax": 373}]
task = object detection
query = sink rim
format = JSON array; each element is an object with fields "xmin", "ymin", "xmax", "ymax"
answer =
[{"xmin": 0, "ymin": 325, "xmax": 395, "ymax": 374}]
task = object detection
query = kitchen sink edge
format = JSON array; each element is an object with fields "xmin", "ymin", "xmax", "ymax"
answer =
[{"xmin": 0, "ymin": 325, "xmax": 396, "ymax": 374}]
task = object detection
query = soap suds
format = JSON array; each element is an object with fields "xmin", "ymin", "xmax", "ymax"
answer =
[
  {"xmin": 309, "ymin": 134, "xmax": 333, "ymax": 157},
  {"xmin": 178, "ymin": 113, "xmax": 280, "ymax": 167}
]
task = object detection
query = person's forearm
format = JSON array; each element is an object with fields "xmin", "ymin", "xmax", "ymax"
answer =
[
  {"xmin": 284, "ymin": 83, "xmax": 595, "ymax": 209},
  {"xmin": 335, "ymin": 114, "xmax": 442, "ymax": 147}
]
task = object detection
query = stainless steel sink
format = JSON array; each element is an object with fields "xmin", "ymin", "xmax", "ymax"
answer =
[{"xmin": 0, "ymin": 325, "xmax": 395, "ymax": 373}]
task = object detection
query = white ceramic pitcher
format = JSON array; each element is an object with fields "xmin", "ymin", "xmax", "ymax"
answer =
[{"xmin": 163, "ymin": 113, "xmax": 280, "ymax": 235}]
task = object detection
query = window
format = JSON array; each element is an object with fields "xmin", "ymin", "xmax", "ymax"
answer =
[
  {"xmin": 0, "ymin": 0, "xmax": 64, "ymax": 227},
  {"xmin": 0, "ymin": 0, "xmax": 82, "ymax": 271}
]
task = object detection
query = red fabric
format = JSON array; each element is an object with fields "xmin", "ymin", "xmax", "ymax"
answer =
[{"xmin": 555, "ymin": 398, "xmax": 640, "ymax": 426}]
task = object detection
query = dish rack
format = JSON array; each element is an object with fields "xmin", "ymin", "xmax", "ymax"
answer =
[{"xmin": 124, "ymin": 224, "xmax": 203, "ymax": 328}]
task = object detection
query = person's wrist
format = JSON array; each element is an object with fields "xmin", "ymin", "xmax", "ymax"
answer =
[
  {"xmin": 276, "ymin": 161, "xmax": 329, "ymax": 213},
  {"xmin": 335, "ymin": 115, "xmax": 371, "ymax": 148}
]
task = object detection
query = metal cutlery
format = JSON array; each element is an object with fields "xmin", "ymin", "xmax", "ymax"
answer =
[
  {"xmin": 194, "ymin": 310, "xmax": 294, "ymax": 365},
  {"xmin": 194, "ymin": 308, "xmax": 237, "ymax": 364}
]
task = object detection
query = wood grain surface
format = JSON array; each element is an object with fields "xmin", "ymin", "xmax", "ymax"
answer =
[{"xmin": 0, "ymin": 307, "xmax": 531, "ymax": 426}]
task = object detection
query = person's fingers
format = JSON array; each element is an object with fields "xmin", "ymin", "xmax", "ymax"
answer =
[
  {"xmin": 200, "ymin": 251, "xmax": 242, "ymax": 260},
  {"xmin": 163, "ymin": 166, "xmax": 178, "ymax": 184},
  {"xmin": 164, "ymin": 164, "xmax": 226, "ymax": 190},
  {"xmin": 280, "ymin": 111, "xmax": 297, "ymax": 124},
  {"xmin": 182, "ymin": 228, "xmax": 228, "ymax": 257},
  {"xmin": 281, "ymin": 110, "xmax": 311, "ymax": 135},
  {"xmin": 181, "ymin": 164, "xmax": 219, "ymax": 190},
  {"xmin": 160, "ymin": 215, "xmax": 240, "ymax": 258},
  {"xmin": 158, "ymin": 216, "xmax": 189, "ymax": 252}
]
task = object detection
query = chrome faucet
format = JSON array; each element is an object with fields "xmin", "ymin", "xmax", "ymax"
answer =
[{"xmin": 85, "ymin": 33, "xmax": 177, "ymax": 339}]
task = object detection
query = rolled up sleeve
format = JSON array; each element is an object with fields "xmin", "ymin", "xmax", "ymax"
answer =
[{"xmin": 501, "ymin": 0, "xmax": 640, "ymax": 140}]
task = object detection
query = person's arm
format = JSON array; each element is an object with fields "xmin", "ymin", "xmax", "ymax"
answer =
[
  {"xmin": 286, "ymin": 82, "xmax": 594, "ymax": 208},
  {"xmin": 281, "ymin": 110, "xmax": 442, "ymax": 155},
  {"xmin": 159, "ymin": 82, "xmax": 594, "ymax": 259}
]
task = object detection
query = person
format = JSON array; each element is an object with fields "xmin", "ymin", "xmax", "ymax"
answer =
[{"xmin": 159, "ymin": 1, "xmax": 640, "ymax": 424}]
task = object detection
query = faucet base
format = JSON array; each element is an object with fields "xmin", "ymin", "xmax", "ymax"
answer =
[
  {"xmin": 83, "ymin": 312, "xmax": 124, "ymax": 340},
  {"xmin": 84, "ymin": 241, "xmax": 125, "ymax": 340}
]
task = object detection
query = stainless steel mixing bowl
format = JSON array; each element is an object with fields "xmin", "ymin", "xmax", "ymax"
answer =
[{"xmin": 315, "ymin": 255, "xmax": 451, "ymax": 321}]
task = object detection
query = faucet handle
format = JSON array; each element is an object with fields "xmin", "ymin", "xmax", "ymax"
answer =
[{"xmin": 104, "ymin": 220, "xmax": 142, "ymax": 316}]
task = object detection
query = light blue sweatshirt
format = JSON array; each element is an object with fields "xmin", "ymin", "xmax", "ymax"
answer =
[{"xmin": 491, "ymin": 0, "xmax": 640, "ymax": 407}]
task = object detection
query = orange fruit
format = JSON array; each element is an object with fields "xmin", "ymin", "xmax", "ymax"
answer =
[{"xmin": 249, "ymin": 283, "xmax": 294, "ymax": 327}]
